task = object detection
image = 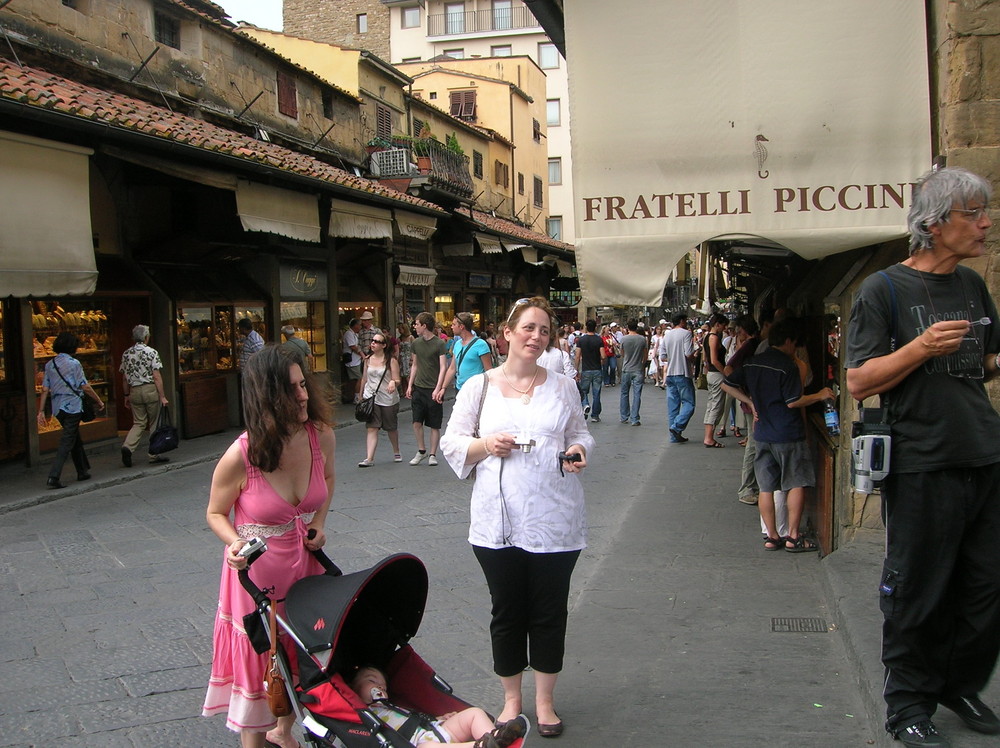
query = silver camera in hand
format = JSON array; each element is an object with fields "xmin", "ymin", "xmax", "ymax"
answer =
[
  {"xmin": 237, "ymin": 536, "xmax": 267, "ymax": 561},
  {"xmin": 512, "ymin": 438, "xmax": 536, "ymax": 454}
]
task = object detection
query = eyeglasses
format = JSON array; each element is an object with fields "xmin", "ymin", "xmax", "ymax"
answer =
[
  {"xmin": 950, "ymin": 206, "xmax": 989, "ymax": 221},
  {"xmin": 506, "ymin": 298, "xmax": 531, "ymax": 325},
  {"xmin": 372, "ymin": 339, "xmax": 385, "ymax": 344}
]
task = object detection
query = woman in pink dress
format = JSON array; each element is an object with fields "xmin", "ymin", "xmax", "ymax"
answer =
[{"xmin": 203, "ymin": 345, "xmax": 336, "ymax": 748}]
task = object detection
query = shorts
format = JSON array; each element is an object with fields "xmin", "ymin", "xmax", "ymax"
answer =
[
  {"xmin": 345, "ymin": 364, "xmax": 362, "ymax": 381},
  {"xmin": 754, "ymin": 439, "xmax": 815, "ymax": 493},
  {"xmin": 411, "ymin": 386, "xmax": 443, "ymax": 429},
  {"xmin": 369, "ymin": 401, "xmax": 399, "ymax": 431}
]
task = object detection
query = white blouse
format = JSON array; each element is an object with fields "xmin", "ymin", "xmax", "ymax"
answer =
[{"xmin": 441, "ymin": 370, "xmax": 595, "ymax": 553}]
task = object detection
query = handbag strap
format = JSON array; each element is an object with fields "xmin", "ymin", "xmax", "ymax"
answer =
[
  {"xmin": 156, "ymin": 405, "xmax": 171, "ymax": 429},
  {"xmin": 472, "ymin": 373, "xmax": 490, "ymax": 438},
  {"xmin": 51, "ymin": 359, "xmax": 83, "ymax": 398},
  {"xmin": 268, "ymin": 602, "xmax": 279, "ymax": 660}
]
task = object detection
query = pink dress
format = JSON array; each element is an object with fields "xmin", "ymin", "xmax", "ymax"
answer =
[{"xmin": 202, "ymin": 422, "xmax": 328, "ymax": 732}]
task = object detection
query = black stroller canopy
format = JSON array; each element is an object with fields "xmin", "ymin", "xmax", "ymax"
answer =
[{"xmin": 286, "ymin": 554, "xmax": 428, "ymax": 679}]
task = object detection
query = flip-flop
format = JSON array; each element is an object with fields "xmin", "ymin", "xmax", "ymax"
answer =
[{"xmin": 704, "ymin": 441, "xmax": 724, "ymax": 448}]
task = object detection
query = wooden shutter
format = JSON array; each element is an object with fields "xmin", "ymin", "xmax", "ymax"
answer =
[{"xmin": 277, "ymin": 71, "xmax": 298, "ymax": 119}]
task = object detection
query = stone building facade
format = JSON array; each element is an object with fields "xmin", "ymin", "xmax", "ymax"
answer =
[{"xmin": 283, "ymin": 0, "xmax": 391, "ymax": 60}]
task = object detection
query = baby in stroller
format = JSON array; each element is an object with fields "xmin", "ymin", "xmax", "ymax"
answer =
[{"xmin": 351, "ymin": 667, "xmax": 528, "ymax": 748}]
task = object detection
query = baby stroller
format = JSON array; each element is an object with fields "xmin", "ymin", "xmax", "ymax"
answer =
[{"xmin": 239, "ymin": 543, "xmax": 526, "ymax": 748}]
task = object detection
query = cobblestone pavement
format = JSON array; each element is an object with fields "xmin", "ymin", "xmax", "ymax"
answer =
[{"xmin": 0, "ymin": 385, "xmax": 928, "ymax": 747}]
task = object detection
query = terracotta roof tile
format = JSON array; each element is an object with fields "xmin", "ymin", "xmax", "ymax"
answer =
[
  {"xmin": 0, "ymin": 59, "xmax": 442, "ymax": 214},
  {"xmin": 469, "ymin": 208, "xmax": 574, "ymax": 253}
]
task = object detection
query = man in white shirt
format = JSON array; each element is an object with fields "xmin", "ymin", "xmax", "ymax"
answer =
[{"xmin": 659, "ymin": 313, "xmax": 695, "ymax": 443}]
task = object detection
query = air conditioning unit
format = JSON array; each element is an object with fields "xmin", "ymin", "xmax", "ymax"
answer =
[{"xmin": 370, "ymin": 148, "xmax": 411, "ymax": 177}]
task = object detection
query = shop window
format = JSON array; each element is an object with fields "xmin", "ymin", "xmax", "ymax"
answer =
[
  {"xmin": 280, "ymin": 301, "xmax": 327, "ymax": 373},
  {"xmin": 32, "ymin": 299, "xmax": 115, "ymax": 445}
]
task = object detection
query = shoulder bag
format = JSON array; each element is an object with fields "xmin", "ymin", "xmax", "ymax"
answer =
[
  {"xmin": 52, "ymin": 359, "xmax": 96, "ymax": 422},
  {"xmin": 264, "ymin": 603, "xmax": 292, "ymax": 717},
  {"xmin": 149, "ymin": 406, "xmax": 179, "ymax": 455},
  {"xmin": 354, "ymin": 367, "xmax": 387, "ymax": 423}
]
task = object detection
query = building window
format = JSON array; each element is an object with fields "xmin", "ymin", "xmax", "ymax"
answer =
[
  {"xmin": 402, "ymin": 6, "xmax": 421, "ymax": 28},
  {"xmin": 357, "ymin": 13, "xmax": 368, "ymax": 33},
  {"xmin": 517, "ymin": 172, "xmax": 524, "ymax": 195},
  {"xmin": 413, "ymin": 118, "xmax": 426, "ymax": 137},
  {"xmin": 375, "ymin": 104, "xmax": 392, "ymax": 139},
  {"xmin": 322, "ymin": 90, "xmax": 334, "ymax": 119},
  {"xmin": 402, "ymin": 56, "xmax": 421, "ymax": 63},
  {"xmin": 538, "ymin": 42, "xmax": 559, "ymax": 69},
  {"xmin": 533, "ymin": 176, "xmax": 543, "ymax": 208},
  {"xmin": 443, "ymin": 48, "xmax": 465, "ymax": 59},
  {"xmin": 154, "ymin": 12, "xmax": 180, "ymax": 50},
  {"xmin": 277, "ymin": 70, "xmax": 298, "ymax": 119},
  {"xmin": 492, "ymin": 0, "xmax": 512, "ymax": 30},
  {"xmin": 429, "ymin": 91, "xmax": 437, "ymax": 99},
  {"xmin": 532, "ymin": 118, "xmax": 541, "ymax": 142},
  {"xmin": 473, "ymin": 150, "xmax": 484, "ymax": 178},
  {"xmin": 548, "ymin": 157, "xmax": 562, "ymax": 185},
  {"xmin": 445, "ymin": 2, "xmax": 465, "ymax": 34},
  {"xmin": 491, "ymin": 45, "xmax": 512, "ymax": 57},
  {"xmin": 494, "ymin": 160, "xmax": 509, "ymax": 188},
  {"xmin": 547, "ymin": 216, "xmax": 562, "ymax": 241},
  {"xmin": 546, "ymin": 99, "xmax": 561, "ymax": 127},
  {"xmin": 450, "ymin": 90, "xmax": 477, "ymax": 121}
]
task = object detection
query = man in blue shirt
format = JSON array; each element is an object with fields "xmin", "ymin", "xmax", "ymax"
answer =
[{"xmin": 722, "ymin": 319, "xmax": 832, "ymax": 553}]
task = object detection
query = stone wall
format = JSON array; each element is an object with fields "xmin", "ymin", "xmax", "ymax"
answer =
[{"xmin": 284, "ymin": 0, "xmax": 391, "ymax": 60}]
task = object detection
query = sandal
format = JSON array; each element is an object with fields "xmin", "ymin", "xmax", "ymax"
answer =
[
  {"xmin": 734, "ymin": 427, "xmax": 743, "ymax": 438},
  {"xmin": 715, "ymin": 429, "xmax": 727, "ymax": 438},
  {"xmin": 784, "ymin": 536, "xmax": 819, "ymax": 553},
  {"xmin": 738, "ymin": 438, "xmax": 748, "ymax": 447},
  {"xmin": 763, "ymin": 536, "xmax": 783, "ymax": 551},
  {"xmin": 704, "ymin": 441, "xmax": 724, "ymax": 448}
]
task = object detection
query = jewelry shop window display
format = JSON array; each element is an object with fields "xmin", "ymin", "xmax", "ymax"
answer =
[
  {"xmin": 32, "ymin": 300, "xmax": 116, "ymax": 449},
  {"xmin": 280, "ymin": 301, "xmax": 327, "ymax": 372}
]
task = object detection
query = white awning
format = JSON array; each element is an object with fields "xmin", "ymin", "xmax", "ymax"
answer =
[
  {"xmin": 502, "ymin": 241, "xmax": 528, "ymax": 253},
  {"xmin": 329, "ymin": 198, "xmax": 393, "ymax": 240},
  {"xmin": 397, "ymin": 264, "xmax": 438, "ymax": 286},
  {"xmin": 520, "ymin": 246, "xmax": 543, "ymax": 265},
  {"xmin": 556, "ymin": 260, "xmax": 573, "ymax": 278},
  {"xmin": 394, "ymin": 209, "xmax": 438, "ymax": 240},
  {"xmin": 105, "ymin": 145, "xmax": 239, "ymax": 191},
  {"xmin": 568, "ymin": 0, "xmax": 932, "ymax": 305},
  {"xmin": 443, "ymin": 242, "xmax": 474, "ymax": 257},
  {"xmin": 0, "ymin": 131, "xmax": 97, "ymax": 297},
  {"xmin": 236, "ymin": 180, "xmax": 321, "ymax": 243},
  {"xmin": 474, "ymin": 233, "xmax": 504, "ymax": 254}
]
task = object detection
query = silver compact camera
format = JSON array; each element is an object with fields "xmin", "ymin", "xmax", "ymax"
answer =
[
  {"xmin": 512, "ymin": 438, "xmax": 536, "ymax": 454},
  {"xmin": 850, "ymin": 410, "xmax": 891, "ymax": 494},
  {"xmin": 237, "ymin": 536, "xmax": 267, "ymax": 561}
]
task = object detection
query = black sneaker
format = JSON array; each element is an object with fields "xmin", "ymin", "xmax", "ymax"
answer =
[
  {"xmin": 892, "ymin": 719, "xmax": 950, "ymax": 747},
  {"xmin": 121, "ymin": 447, "xmax": 132, "ymax": 467},
  {"xmin": 940, "ymin": 695, "xmax": 1000, "ymax": 734}
]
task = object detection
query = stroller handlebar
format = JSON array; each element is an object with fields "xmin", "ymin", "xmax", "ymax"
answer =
[{"xmin": 237, "ymin": 531, "xmax": 343, "ymax": 603}]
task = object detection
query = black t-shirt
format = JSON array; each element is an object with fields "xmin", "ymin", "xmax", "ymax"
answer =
[
  {"xmin": 845, "ymin": 263, "xmax": 1000, "ymax": 473},
  {"xmin": 577, "ymin": 333, "xmax": 603, "ymax": 371}
]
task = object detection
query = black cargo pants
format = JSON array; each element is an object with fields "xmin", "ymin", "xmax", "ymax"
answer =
[{"xmin": 880, "ymin": 462, "xmax": 1000, "ymax": 732}]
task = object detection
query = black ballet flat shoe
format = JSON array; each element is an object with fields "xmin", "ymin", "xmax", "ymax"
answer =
[
  {"xmin": 77, "ymin": 472, "xmax": 91, "ymax": 481},
  {"xmin": 46, "ymin": 478, "xmax": 65, "ymax": 489}
]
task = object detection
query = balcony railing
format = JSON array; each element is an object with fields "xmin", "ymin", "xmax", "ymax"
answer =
[
  {"xmin": 369, "ymin": 136, "xmax": 474, "ymax": 198},
  {"xmin": 428, "ymin": 6, "xmax": 540, "ymax": 36}
]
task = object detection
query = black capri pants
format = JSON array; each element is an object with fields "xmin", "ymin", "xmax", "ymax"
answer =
[{"xmin": 473, "ymin": 545, "xmax": 580, "ymax": 677}]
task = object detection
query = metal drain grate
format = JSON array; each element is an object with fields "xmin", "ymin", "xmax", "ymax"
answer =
[{"xmin": 772, "ymin": 617, "xmax": 828, "ymax": 633}]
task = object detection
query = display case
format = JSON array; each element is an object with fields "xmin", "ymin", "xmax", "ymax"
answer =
[
  {"xmin": 280, "ymin": 301, "xmax": 327, "ymax": 372},
  {"xmin": 177, "ymin": 304, "xmax": 264, "ymax": 374},
  {"xmin": 32, "ymin": 299, "xmax": 117, "ymax": 449}
]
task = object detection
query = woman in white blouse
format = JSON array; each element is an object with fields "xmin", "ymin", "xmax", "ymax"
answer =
[{"xmin": 441, "ymin": 296, "xmax": 594, "ymax": 739}]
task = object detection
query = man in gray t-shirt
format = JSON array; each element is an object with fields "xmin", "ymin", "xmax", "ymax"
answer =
[{"xmin": 618, "ymin": 320, "xmax": 648, "ymax": 425}]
